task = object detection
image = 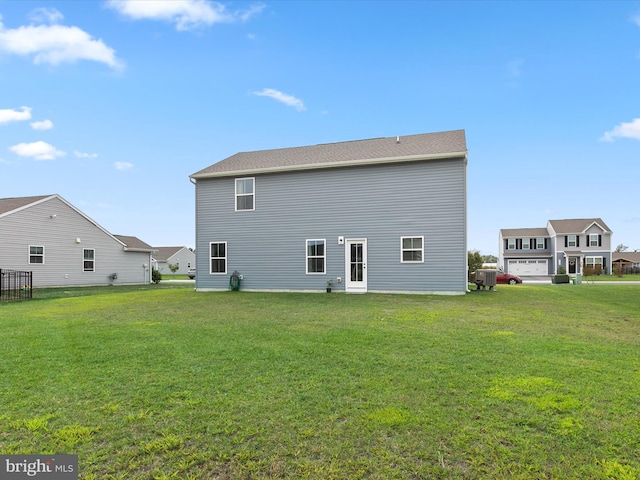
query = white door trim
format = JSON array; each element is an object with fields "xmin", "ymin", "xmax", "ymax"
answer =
[{"xmin": 345, "ymin": 238, "xmax": 367, "ymax": 293}]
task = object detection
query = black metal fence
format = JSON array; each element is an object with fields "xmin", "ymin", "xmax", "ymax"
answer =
[{"xmin": 0, "ymin": 269, "xmax": 33, "ymax": 302}]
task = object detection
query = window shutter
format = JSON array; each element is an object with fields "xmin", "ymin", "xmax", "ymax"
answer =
[
  {"xmin": 565, "ymin": 236, "xmax": 568, "ymax": 248},
  {"xmin": 545, "ymin": 238, "xmax": 548, "ymax": 249},
  {"xmin": 598, "ymin": 235, "xmax": 602, "ymax": 247},
  {"xmin": 577, "ymin": 236, "xmax": 580, "ymax": 247}
]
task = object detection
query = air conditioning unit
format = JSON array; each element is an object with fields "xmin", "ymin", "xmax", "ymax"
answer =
[{"xmin": 475, "ymin": 269, "xmax": 497, "ymax": 290}]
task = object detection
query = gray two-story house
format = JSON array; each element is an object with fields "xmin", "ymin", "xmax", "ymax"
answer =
[
  {"xmin": 499, "ymin": 218, "xmax": 612, "ymax": 276},
  {"xmin": 190, "ymin": 130, "xmax": 469, "ymax": 294}
]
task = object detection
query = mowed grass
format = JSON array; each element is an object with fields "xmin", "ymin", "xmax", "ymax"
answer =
[{"xmin": 1, "ymin": 285, "xmax": 639, "ymax": 479}]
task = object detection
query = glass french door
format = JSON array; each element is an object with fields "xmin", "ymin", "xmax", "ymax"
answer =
[{"xmin": 345, "ymin": 239, "xmax": 367, "ymax": 293}]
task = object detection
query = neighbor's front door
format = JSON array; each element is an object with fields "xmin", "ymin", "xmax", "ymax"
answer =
[
  {"xmin": 568, "ymin": 257, "xmax": 577, "ymax": 274},
  {"xmin": 345, "ymin": 238, "xmax": 367, "ymax": 293}
]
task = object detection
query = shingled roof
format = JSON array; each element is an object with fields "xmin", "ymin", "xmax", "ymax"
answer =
[
  {"xmin": 500, "ymin": 227, "xmax": 549, "ymax": 237},
  {"xmin": 0, "ymin": 195, "xmax": 54, "ymax": 216},
  {"xmin": 548, "ymin": 218, "xmax": 611, "ymax": 234},
  {"xmin": 113, "ymin": 235, "xmax": 156, "ymax": 252},
  {"xmin": 191, "ymin": 130, "xmax": 467, "ymax": 179}
]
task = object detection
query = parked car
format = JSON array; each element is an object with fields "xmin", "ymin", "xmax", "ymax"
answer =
[
  {"xmin": 496, "ymin": 271, "xmax": 522, "ymax": 284},
  {"xmin": 187, "ymin": 268, "xmax": 196, "ymax": 279}
]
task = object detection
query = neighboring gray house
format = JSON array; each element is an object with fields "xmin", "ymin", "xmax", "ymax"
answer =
[
  {"xmin": 190, "ymin": 130, "xmax": 469, "ymax": 294},
  {"xmin": 0, "ymin": 194, "xmax": 156, "ymax": 287},
  {"xmin": 499, "ymin": 218, "xmax": 612, "ymax": 276},
  {"xmin": 152, "ymin": 246, "xmax": 195, "ymax": 274}
]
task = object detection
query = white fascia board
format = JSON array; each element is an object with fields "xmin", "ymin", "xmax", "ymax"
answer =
[{"xmin": 190, "ymin": 151, "xmax": 468, "ymax": 180}]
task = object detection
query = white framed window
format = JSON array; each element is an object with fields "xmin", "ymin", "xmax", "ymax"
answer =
[
  {"xmin": 401, "ymin": 236, "xmax": 424, "ymax": 263},
  {"xmin": 83, "ymin": 249, "xmax": 95, "ymax": 272},
  {"xmin": 306, "ymin": 239, "xmax": 326, "ymax": 274},
  {"xmin": 585, "ymin": 256, "xmax": 603, "ymax": 271},
  {"xmin": 29, "ymin": 245, "xmax": 44, "ymax": 264},
  {"xmin": 210, "ymin": 242, "xmax": 227, "ymax": 274},
  {"xmin": 507, "ymin": 238, "xmax": 516, "ymax": 250},
  {"xmin": 589, "ymin": 234, "xmax": 600, "ymax": 247},
  {"xmin": 567, "ymin": 235, "xmax": 577, "ymax": 247},
  {"xmin": 522, "ymin": 238, "xmax": 530, "ymax": 250},
  {"xmin": 235, "ymin": 177, "xmax": 255, "ymax": 211},
  {"xmin": 536, "ymin": 238, "xmax": 545, "ymax": 249}
]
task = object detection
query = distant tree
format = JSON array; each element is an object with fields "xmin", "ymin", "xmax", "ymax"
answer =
[
  {"xmin": 615, "ymin": 244, "xmax": 629, "ymax": 253},
  {"xmin": 482, "ymin": 254, "xmax": 498, "ymax": 263},
  {"xmin": 468, "ymin": 250, "xmax": 484, "ymax": 273},
  {"xmin": 168, "ymin": 262, "xmax": 180, "ymax": 273}
]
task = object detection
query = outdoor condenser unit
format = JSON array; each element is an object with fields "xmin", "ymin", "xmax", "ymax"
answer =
[{"xmin": 475, "ymin": 269, "xmax": 497, "ymax": 290}]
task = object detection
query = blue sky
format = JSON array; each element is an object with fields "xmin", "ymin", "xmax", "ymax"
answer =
[{"xmin": 1, "ymin": 0, "xmax": 639, "ymax": 255}]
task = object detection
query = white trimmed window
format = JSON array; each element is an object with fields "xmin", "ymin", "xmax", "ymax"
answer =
[
  {"xmin": 306, "ymin": 239, "xmax": 326, "ymax": 274},
  {"xmin": 589, "ymin": 234, "xmax": 600, "ymax": 247},
  {"xmin": 235, "ymin": 177, "xmax": 255, "ymax": 211},
  {"xmin": 586, "ymin": 256, "xmax": 603, "ymax": 270},
  {"xmin": 401, "ymin": 236, "xmax": 424, "ymax": 263},
  {"xmin": 83, "ymin": 249, "xmax": 95, "ymax": 272},
  {"xmin": 210, "ymin": 242, "xmax": 227, "ymax": 274},
  {"xmin": 567, "ymin": 235, "xmax": 577, "ymax": 247},
  {"xmin": 507, "ymin": 238, "xmax": 516, "ymax": 250},
  {"xmin": 536, "ymin": 238, "xmax": 545, "ymax": 249},
  {"xmin": 522, "ymin": 238, "xmax": 530, "ymax": 250},
  {"xmin": 29, "ymin": 245, "xmax": 44, "ymax": 264}
]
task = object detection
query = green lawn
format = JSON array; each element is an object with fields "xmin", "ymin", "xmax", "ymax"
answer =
[{"xmin": 1, "ymin": 285, "xmax": 639, "ymax": 479}]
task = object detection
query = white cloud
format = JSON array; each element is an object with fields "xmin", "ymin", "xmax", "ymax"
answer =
[
  {"xmin": 114, "ymin": 161, "xmax": 134, "ymax": 170},
  {"xmin": 74, "ymin": 150, "xmax": 98, "ymax": 159},
  {"xmin": 0, "ymin": 14, "xmax": 124, "ymax": 69},
  {"xmin": 0, "ymin": 106, "xmax": 32, "ymax": 124},
  {"xmin": 106, "ymin": 0, "xmax": 264, "ymax": 31},
  {"xmin": 251, "ymin": 88, "xmax": 306, "ymax": 111},
  {"xmin": 600, "ymin": 118, "xmax": 640, "ymax": 142},
  {"xmin": 30, "ymin": 119, "xmax": 54, "ymax": 130},
  {"xmin": 28, "ymin": 8, "xmax": 64, "ymax": 25},
  {"xmin": 9, "ymin": 141, "xmax": 66, "ymax": 160}
]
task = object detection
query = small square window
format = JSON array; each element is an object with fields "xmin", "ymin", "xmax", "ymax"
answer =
[
  {"xmin": 401, "ymin": 236, "xmax": 424, "ymax": 263},
  {"xmin": 29, "ymin": 245, "xmax": 44, "ymax": 264}
]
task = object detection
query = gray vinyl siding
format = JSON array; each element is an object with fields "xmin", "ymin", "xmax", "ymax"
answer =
[
  {"xmin": 195, "ymin": 158, "xmax": 467, "ymax": 293},
  {"xmin": 0, "ymin": 197, "xmax": 151, "ymax": 287}
]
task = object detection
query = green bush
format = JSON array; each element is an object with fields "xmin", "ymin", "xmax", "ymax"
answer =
[{"xmin": 151, "ymin": 268, "xmax": 162, "ymax": 284}]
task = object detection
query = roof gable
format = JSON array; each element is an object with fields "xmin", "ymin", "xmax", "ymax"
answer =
[
  {"xmin": 0, "ymin": 195, "xmax": 55, "ymax": 217},
  {"xmin": 191, "ymin": 130, "xmax": 467, "ymax": 179},
  {"xmin": 548, "ymin": 218, "xmax": 611, "ymax": 234},
  {"xmin": 152, "ymin": 246, "xmax": 188, "ymax": 261}
]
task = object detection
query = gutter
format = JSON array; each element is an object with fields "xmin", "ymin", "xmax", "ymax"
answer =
[{"xmin": 190, "ymin": 151, "xmax": 468, "ymax": 180}]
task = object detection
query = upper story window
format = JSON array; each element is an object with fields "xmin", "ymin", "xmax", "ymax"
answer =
[
  {"xmin": 306, "ymin": 239, "xmax": 326, "ymax": 274},
  {"xmin": 522, "ymin": 238, "xmax": 530, "ymax": 250},
  {"xmin": 29, "ymin": 245, "xmax": 44, "ymax": 264},
  {"xmin": 83, "ymin": 249, "xmax": 95, "ymax": 272},
  {"xmin": 235, "ymin": 177, "xmax": 255, "ymax": 211},
  {"xmin": 507, "ymin": 238, "xmax": 516, "ymax": 250},
  {"xmin": 210, "ymin": 242, "xmax": 227, "ymax": 274},
  {"xmin": 401, "ymin": 236, "xmax": 424, "ymax": 263},
  {"xmin": 536, "ymin": 238, "xmax": 545, "ymax": 249},
  {"xmin": 589, "ymin": 234, "xmax": 601, "ymax": 247},
  {"xmin": 567, "ymin": 235, "xmax": 577, "ymax": 247}
]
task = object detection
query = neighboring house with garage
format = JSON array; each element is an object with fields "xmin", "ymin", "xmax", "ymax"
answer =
[
  {"xmin": 499, "ymin": 218, "xmax": 612, "ymax": 276},
  {"xmin": 152, "ymin": 246, "xmax": 195, "ymax": 275},
  {"xmin": 0, "ymin": 194, "xmax": 156, "ymax": 287},
  {"xmin": 190, "ymin": 129, "xmax": 469, "ymax": 294}
]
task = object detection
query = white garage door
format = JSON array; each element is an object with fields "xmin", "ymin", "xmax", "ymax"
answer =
[{"xmin": 508, "ymin": 259, "xmax": 548, "ymax": 276}]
